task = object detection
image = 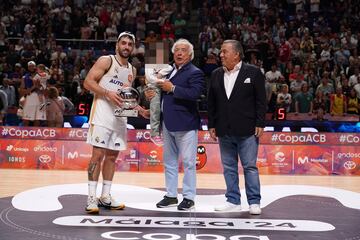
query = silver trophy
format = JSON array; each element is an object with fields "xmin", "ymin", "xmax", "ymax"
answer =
[{"xmin": 114, "ymin": 87, "xmax": 140, "ymax": 117}]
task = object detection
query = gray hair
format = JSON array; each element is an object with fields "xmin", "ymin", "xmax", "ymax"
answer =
[
  {"xmin": 171, "ymin": 38, "xmax": 194, "ymax": 60},
  {"xmin": 223, "ymin": 40, "xmax": 244, "ymax": 59}
]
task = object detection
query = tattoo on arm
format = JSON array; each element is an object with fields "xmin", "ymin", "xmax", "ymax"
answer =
[{"xmin": 87, "ymin": 161, "xmax": 98, "ymax": 180}]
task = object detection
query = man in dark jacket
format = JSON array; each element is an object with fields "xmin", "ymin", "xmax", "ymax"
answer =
[{"xmin": 207, "ymin": 39, "xmax": 266, "ymax": 215}]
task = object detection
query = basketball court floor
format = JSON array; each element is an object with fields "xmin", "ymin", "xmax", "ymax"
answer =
[{"xmin": 1, "ymin": 169, "xmax": 359, "ymax": 240}]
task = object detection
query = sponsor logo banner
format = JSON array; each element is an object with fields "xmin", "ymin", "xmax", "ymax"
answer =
[{"xmin": 0, "ymin": 128, "xmax": 359, "ymax": 175}]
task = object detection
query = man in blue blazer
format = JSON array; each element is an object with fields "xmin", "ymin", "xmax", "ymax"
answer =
[
  {"xmin": 156, "ymin": 39, "xmax": 205, "ymax": 210},
  {"xmin": 207, "ymin": 40, "xmax": 266, "ymax": 215}
]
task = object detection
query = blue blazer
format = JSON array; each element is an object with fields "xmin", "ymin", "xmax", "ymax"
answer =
[{"xmin": 162, "ymin": 62, "xmax": 205, "ymax": 131}]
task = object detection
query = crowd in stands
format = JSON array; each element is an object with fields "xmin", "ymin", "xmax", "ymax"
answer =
[
  {"xmin": 0, "ymin": 0, "xmax": 359, "ymax": 127},
  {"xmin": 198, "ymin": 0, "xmax": 360, "ymax": 120},
  {"xmin": 0, "ymin": 0, "xmax": 189, "ymax": 126}
]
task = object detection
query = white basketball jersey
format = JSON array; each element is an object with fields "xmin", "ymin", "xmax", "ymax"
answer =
[{"xmin": 89, "ymin": 55, "xmax": 134, "ymax": 131}]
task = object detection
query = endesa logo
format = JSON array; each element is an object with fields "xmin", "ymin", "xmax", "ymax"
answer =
[
  {"xmin": 34, "ymin": 145, "xmax": 57, "ymax": 152},
  {"xmin": 337, "ymin": 152, "xmax": 360, "ymax": 159}
]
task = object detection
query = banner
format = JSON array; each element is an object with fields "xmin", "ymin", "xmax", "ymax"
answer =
[{"xmin": 0, "ymin": 128, "xmax": 359, "ymax": 175}]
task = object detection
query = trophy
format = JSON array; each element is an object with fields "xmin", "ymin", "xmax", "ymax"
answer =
[{"xmin": 114, "ymin": 87, "xmax": 140, "ymax": 117}]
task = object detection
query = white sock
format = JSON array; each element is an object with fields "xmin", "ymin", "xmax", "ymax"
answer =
[
  {"xmin": 101, "ymin": 180, "xmax": 112, "ymax": 198},
  {"xmin": 88, "ymin": 181, "xmax": 98, "ymax": 197}
]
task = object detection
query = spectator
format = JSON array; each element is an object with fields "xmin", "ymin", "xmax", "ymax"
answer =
[
  {"xmin": 46, "ymin": 86, "xmax": 65, "ymax": 127},
  {"xmin": 340, "ymin": 74, "xmax": 352, "ymax": 97},
  {"xmin": 295, "ymin": 83, "xmax": 313, "ymax": 115},
  {"xmin": 313, "ymin": 91, "xmax": 327, "ymax": 115},
  {"xmin": 305, "ymin": 69, "xmax": 320, "ymax": 95},
  {"xmin": 0, "ymin": 87, "xmax": 8, "ymax": 125},
  {"xmin": 199, "ymin": 26, "xmax": 211, "ymax": 56},
  {"xmin": 161, "ymin": 18, "xmax": 175, "ymax": 43},
  {"xmin": 87, "ymin": 10, "xmax": 99, "ymax": 39},
  {"xmin": 105, "ymin": 24, "xmax": 118, "ymax": 41},
  {"xmin": 207, "ymin": 41, "xmax": 220, "ymax": 57},
  {"xmin": 144, "ymin": 30, "xmax": 157, "ymax": 43},
  {"xmin": 330, "ymin": 87, "xmax": 347, "ymax": 116},
  {"xmin": 353, "ymin": 78, "xmax": 360, "ymax": 99},
  {"xmin": 202, "ymin": 53, "xmax": 219, "ymax": 77},
  {"xmin": 265, "ymin": 64, "xmax": 283, "ymax": 92},
  {"xmin": 132, "ymin": 39, "xmax": 145, "ymax": 57},
  {"xmin": 19, "ymin": 61, "xmax": 46, "ymax": 126},
  {"xmin": 347, "ymin": 88, "xmax": 359, "ymax": 115},
  {"xmin": 349, "ymin": 67, "xmax": 360, "ymax": 87},
  {"xmin": 0, "ymin": 77, "xmax": 16, "ymax": 108},
  {"xmin": 174, "ymin": 13, "xmax": 186, "ymax": 39},
  {"xmin": 276, "ymin": 84, "xmax": 292, "ymax": 113},
  {"xmin": 278, "ymin": 37, "xmax": 291, "ymax": 72},
  {"xmin": 334, "ymin": 45, "xmax": 350, "ymax": 68},
  {"xmin": 290, "ymin": 74, "xmax": 306, "ymax": 99},
  {"xmin": 135, "ymin": 75, "xmax": 150, "ymax": 110},
  {"xmin": 289, "ymin": 65, "xmax": 304, "ymax": 82},
  {"xmin": 313, "ymin": 105, "xmax": 327, "ymax": 121}
]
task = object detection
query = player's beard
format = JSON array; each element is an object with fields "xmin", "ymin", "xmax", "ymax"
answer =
[{"xmin": 118, "ymin": 48, "xmax": 131, "ymax": 59}]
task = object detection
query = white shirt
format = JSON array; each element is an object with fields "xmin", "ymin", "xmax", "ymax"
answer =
[
  {"xmin": 354, "ymin": 83, "xmax": 360, "ymax": 99},
  {"xmin": 265, "ymin": 70, "xmax": 282, "ymax": 82},
  {"xmin": 224, "ymin": 61, "xmax": 242, "ymax": 99},
  {"xmin": 349, "ymin": 74, "xmax": 359, "ymax": 87},
  {"xmin": 169, "ymin": 63, "xmax": 185, "ymax": 79}
]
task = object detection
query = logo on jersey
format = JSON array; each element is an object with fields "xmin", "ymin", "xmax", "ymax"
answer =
[
  {"xmin": 109, "ymin": 79, "xmax": 124, "ymax": 86},
  {"xmin": 128, "ymin": 74, "xmax": 133, "ymax": 82}
]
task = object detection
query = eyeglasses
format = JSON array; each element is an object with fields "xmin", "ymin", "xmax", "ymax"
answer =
[{"xmin": 117, "ymin": 31, "xmax": 136, "ymax": 42}]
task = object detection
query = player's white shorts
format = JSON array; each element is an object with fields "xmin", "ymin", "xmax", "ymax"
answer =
[
  {"xmin": 22, "ymin": 92, "xmax": 46, "ymax": 121},
  {"xmin": 86, "ymin": 124, "xmax": 127, "ymax": 151}
]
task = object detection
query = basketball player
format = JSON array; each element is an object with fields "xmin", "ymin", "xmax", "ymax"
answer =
[{"xmin": 83, "ymin": 31, "xmax": 137, "ymax": 214}]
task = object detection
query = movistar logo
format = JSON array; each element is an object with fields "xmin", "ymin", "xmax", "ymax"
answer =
[
  {"xmin": 298, "ymin": 156, "xmax": 309, "ymax": 164},
  {"xmin": 68, "ymin": 151, "xmax": 79, "ymax": 159}
]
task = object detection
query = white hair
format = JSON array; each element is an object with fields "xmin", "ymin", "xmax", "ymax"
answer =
[{"xmin": 171, "ymin": 38, "xmax": 194, "ymax": 60}]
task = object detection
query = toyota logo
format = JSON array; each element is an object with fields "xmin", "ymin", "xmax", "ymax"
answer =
[
  {"xmin": 39, "ymin": 155, "xmax": 52, "ymax": 163},
  {"xmin": 343, "ymin": 161, "xmax": 356, "ymax": 170}
]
